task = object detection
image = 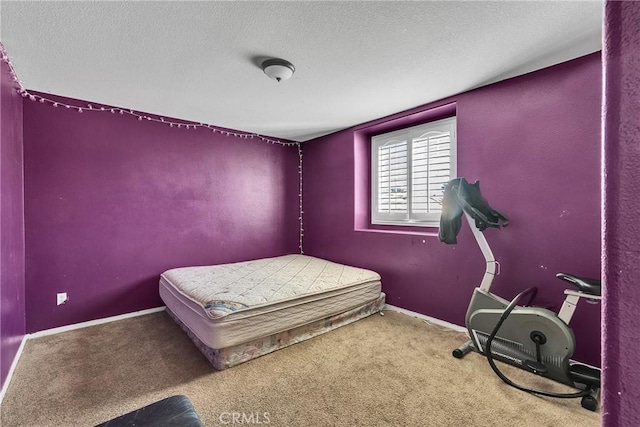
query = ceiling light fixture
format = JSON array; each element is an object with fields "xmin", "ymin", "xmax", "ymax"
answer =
[{"xmin": 261, "ymin": 58, "xmax": 295, "ymax": 82}]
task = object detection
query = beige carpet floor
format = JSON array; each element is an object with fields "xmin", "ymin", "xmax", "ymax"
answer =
[{"xmin": 1, "ymin": 310, "xmax": 599, "ymax": 426}]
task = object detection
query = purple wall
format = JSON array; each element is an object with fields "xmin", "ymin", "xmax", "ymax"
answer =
[
  {"xmin": 0, "ymin": 55, "xmax": 26, "ymax": 389},
  {"xmin": 303, "ymin": 53, "xmax": 602, "ymax": 367},
  {"xmin": 23, "ymin": 94, "xmax": 300, "ymax": 332},
  {"xmin": 602, "ymin": 1, "xmax": 640, "ymax": 425}
]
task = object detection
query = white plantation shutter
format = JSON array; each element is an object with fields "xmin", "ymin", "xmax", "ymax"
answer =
[
  {"xmin": 372, "ymin": 117, "xmax": 456, "ymax": 226},
  {"xmin": 377, "ymin": 140, "xmax": 407, "ymax": 216},
  {"xmin": 411, "ymin": 131, "xmax": 452, "ymax": 217}
]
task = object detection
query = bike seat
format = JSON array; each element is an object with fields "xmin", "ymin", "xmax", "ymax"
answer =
[{"xmin": 556, "ymin": 273, "xmax": 601, "ymax": 296}]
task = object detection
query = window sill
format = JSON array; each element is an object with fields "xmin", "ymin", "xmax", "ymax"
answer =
[{"xmin": 355, "ymin": 226, "xmax": 439, "ymax": 237}]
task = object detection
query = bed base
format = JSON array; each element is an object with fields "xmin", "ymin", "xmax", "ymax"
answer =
[{"xmin": 166, "ymin": 293, "xmax": 385, "ymax": 370}]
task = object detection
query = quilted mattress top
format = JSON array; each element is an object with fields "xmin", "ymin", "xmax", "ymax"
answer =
[{"xmin": 161, "ymin": 254, "xmax": 381, "ymax": 319}]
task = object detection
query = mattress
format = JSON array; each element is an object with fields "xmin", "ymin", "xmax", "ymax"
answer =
[{"xmin": 159, "ymin": 254, "xmax": 382, "ymax": 349}]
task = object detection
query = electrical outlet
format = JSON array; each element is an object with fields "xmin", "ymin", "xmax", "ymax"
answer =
[{"xmin": 57, "ymin": 292, "xmax": 68, "ymax": 306}]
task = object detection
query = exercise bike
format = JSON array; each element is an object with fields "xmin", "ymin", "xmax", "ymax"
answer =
[{"xmin": 439, "ymin": 178, "xmax": 601, "ymax": 411}]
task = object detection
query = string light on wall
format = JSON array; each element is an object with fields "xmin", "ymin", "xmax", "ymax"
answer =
[
  {"xmin": 0, "ymin": 42, "xmax": 304, "ymax": 253},
  {"xmin": 299, "ymin": 148, "xmax": 304, "ymax": 254}
]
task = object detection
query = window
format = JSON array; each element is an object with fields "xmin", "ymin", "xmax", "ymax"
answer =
[{"xmin": 371, "ymin": 116, "xmax": 456, "ymax": 227}]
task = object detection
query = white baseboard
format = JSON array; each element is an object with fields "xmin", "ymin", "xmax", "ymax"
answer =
[
  {"xmin": 0, "ymin": 334, "xmax": 28, "ymax": 406},
  {"xmin": 384, "ymin": 304, "xmax": 467, "ymax": 333},
  {"xmin": 29, "ymin": 306, "xmax": 166, "ymax": 338}
]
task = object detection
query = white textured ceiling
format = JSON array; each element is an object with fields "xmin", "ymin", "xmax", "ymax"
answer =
[{"xmin": 1, "ymin": 1, "xmax": 603, "ymax": 142}]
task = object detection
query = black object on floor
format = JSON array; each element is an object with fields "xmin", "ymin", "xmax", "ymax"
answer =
[{"xmin": 95, "ymin": 395, "xmax": 203, "ymax": 427}]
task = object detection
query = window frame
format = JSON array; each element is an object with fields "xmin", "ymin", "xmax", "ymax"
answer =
[{"xmin": 371, "ymin": 116, "xmax": 457, "ymax": 228}]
